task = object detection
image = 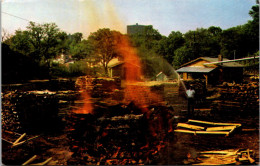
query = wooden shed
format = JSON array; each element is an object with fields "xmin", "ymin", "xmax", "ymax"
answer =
[
  {"xmin": 176, "ymin": 56, "xmax": 244, "ymax": 86},
  {"xmin": 156, "ymin": 72, "xmax": 169, "ymax": 81},
  {"xmin": 107, "ymin": 57, "xmax": 141, "ymax": 81}
]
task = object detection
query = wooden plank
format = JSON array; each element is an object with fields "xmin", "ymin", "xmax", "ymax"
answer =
[
  {"xmin": 199, "ymin": 149, "xmax": 239, "ymax": 156},
  {"xmin": 3, "ymin": 130, "xmax": 23, "ymax": 136},
  {"xmin": 195, "ymin": 131, "xmax": 230, "ymax": 135},
  {"xmin": 12, "ymin": 136, "xmax": 39, "ymax": 147},
  {"xmin": 1, "ymin": 138, "xmax": 14, "ymax": 144},
  {"xmin": 188, "ymin": 119, "xmax": 241, "ymax": 127},
  {"xmin": 22, "ymin": 155, "xmax": 37, "ymax": 165},
  {"xmin": 33, "ymin": 157, "xmax": 53, "ymax": 165},
  {"xmin": 175, "ymin": 129, "xmax": 230, "ymax": 135},
  {"xmin": 206, "ymin": 126, "xmax": 236, "ymax": 131},
  {"xmin": 227, "ymin": 126, "xmax": 237, "ymax": 136},
  {"xmin": 174, "ymin": 129, "xmax": 195, "ymax": 134},
  {"xmin": 177, "ymin": 123, "xmax": 205, "ymax": 130},
  {"xmin": 13, "ymin": 133, "xmax": 26, "ymax": 145}
]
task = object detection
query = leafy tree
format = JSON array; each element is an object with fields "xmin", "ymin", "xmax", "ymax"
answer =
[
  {"xmin": 26, "ymin": 22, "xmax": 60, "ymax": 65},
  {"xmin": 8, "ymin": 30, "xmax": 31, "ymax": 56},
  {"xmin": 249, "ymin": 3, "xmax": 259, "ymax": 23},
  {"xmin": 70, "ymin": 39, "xmax": 94, "ymax": 60},
  {"xmin": 88, "ymin": 28, "xmax": 122, "ymax": 75},
  {"xmin": 220, "ymin": 2, "xmax": 259, "ymax": 59},
  {"xmin": 156, "ymin": 31, "xmax": 185, "ymax": 64},
  {"xmin": 69, "ymin": 32, "xmax": 83, "ymax": 44},
  {"xmin": 173, "ymin": 46, "xmax": 194, "ymax": 69},
  {"xmin": 129, "ymin": 25, "xmax": 162, "ymax": 50},
  {"xmin": 208, "ymin": 26, "xmax": 222, "ymax": 36}
]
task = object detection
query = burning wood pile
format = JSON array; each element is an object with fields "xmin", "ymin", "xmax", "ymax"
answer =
[
  {"xmin": 66, "ymin": 102, "xmax": 174, "ymax": 165},
  {"xmin": 210, "ymin": 82, "xmax": 259, "ymax": 113}
]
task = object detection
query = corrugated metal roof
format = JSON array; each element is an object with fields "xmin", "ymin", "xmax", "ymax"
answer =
[{"xmin": 176, "ymin": 67, "xmax": 216, "ymax": 73}]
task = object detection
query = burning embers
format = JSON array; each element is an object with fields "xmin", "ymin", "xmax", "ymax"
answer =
[{"xmin": 67, "ymin": 103, "xmax": 174, "ymax": 165}]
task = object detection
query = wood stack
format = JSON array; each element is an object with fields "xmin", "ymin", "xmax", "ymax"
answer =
[
  {"xmin": 174, "ymin": 119, "xmax": 241, "ymax": 136},
  {"xmin": 210, "ymin": 82, "xmax": 259, "ymax": 113},
  {"xmin": 191, "ymin": 149, "xmax": 255, "ymax": 165},
  {"xmin": 75, "ymin": 76, "xmax": 121, "ymax": 98}
]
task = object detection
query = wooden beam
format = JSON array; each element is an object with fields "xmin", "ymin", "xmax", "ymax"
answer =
[
  {"xmin": 12, "ymin": 136, "xmax": 39, "ymax": 147},
  {"xmin": 1, "ymin": 138, "xmax": 14, "ymax": 144},
  {"xmin": 174, "ymin": 129, "xmax": 195, "ymax": 134},
  {"xmin": 188, "ymin": 119, "xmax": 241, "ymax": 127},
  {"xmin": 22, "ymin": 155, "xmax": 37, "ymax": 165},
  {"xmin": 195, "ymin": 131, "xmax": 230, "ymax": 135},
  {"xmin": 177, "ymin": 123, "xmax": 205, "ymax": 130},
  {"xmin": 13, "ymin": 133, "xmax": 26, "ymax": 145},
  {"xmin": 33, "ymin": 157, "xmax": 53, "ymax": 165},
  {"xmin": 206, "ymin": 126, "xmax": 236, "ymax": 131},
  {"xmin": 174, "ymin": 129, "xmax": 230, "ymax": 135}
]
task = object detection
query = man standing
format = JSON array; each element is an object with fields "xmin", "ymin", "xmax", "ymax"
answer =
[{"xmin": 186, "ymin": 85, "xmax": 195, "ymax": 118}]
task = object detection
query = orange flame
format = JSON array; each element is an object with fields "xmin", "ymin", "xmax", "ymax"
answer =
[
  {"xmin": 116, "ymin": 36, "xmax": 143, "ymax": 82},
  {"xmin": 73, "ymin": 91, "xmax": 93, "ymax": 114}
]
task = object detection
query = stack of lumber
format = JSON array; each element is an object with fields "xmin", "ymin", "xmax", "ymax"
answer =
[
  {"xmin": 192, "ymin": 149, "xmax": 255, "ymax": 165},
  {"xmin": 174, "ymin": 119, "xmax": 241, "ymax": 136},
  {"xmin": 75, "ymin": 76, "xmax": 121, "ymax": 98},
  {"xmin": 211, "ymin": 82, "xmax": 259, "ymax": 113}
]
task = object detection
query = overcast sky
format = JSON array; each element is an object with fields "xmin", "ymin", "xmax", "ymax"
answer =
[{"xmin": 1, "ymin": 0, "xmax": 256, "ymax": 38}]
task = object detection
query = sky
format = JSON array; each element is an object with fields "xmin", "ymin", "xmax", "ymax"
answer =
[{"xmin": 1, "ymin": 0, "xmax": 257, "ymax": 38}]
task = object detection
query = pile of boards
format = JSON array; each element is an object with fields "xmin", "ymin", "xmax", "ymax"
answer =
[
  {"xmin": 193, "ymin": 149, "xmax": 255, "ymax": 165},
  {"xmin": 174, "ymin": 119, "xmax": 241, "ymax": 136}
]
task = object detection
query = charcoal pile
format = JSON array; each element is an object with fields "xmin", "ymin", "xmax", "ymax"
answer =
[
  {"xmin": 210, "ymin": 82, "xmax": 259, "ymax": 115},
  {"xmin": 66, "ymin": 102, "xmax": 175, "ymax": 165}
]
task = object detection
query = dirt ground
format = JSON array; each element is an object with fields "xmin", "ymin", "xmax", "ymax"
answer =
[{"xmin": 1, "ymin": 79, "xmax": 259, "ymax": 165}]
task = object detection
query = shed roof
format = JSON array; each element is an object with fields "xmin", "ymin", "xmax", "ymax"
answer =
[
  {"xmin": 107, "ymin": 58, "xmax": 124, "ymax": 68},
  {"xmin": 176, "ymin": 67, "xmax": 216, "ymax": 73}
]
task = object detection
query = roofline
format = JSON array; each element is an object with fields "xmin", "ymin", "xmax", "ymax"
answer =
[
  {"xmin": 180, "ymin": 57, "xmax": 205, "ymax": 67},
  {"xmin": 203, "ymin": 56, "xmax": 259, "ymax": 66}
]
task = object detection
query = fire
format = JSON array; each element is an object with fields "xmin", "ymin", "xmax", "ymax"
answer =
[
  {"xmin": 73, "ymin": 91, "xmax": 93, "ymax": 114},
  {"xmin": 116, "ymin": 35, "xmax": 143, "ymax": 82}
]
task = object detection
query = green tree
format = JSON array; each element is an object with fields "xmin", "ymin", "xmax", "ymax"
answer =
[
  {"xmin": 70, "ymin": 39, "xmax": 94, "ymax": 60},
  {"xmin": 88, "ymin": 28, "xmax": 122, "ymax": 75},
  {"xmin": 8, "ymin": 30, "xmax": 31, "ymax": 56},
  {"xmin": 173, "ymin": 46, "xmax": 193, "ymax": 69},
  {"xmin": 129, "ymin": 25, "xmax": 162, "ymax": 50},
  {"xmin": 156, "ymin": 31, "xmax": 185, "ymax": 64},
  {"xmin": 220, "ymin": 2, "xmax": 259, "ymax": 59},
  {"xmin": 26, "ymin": 22, "xmax": 60, "ymax": 64}
]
